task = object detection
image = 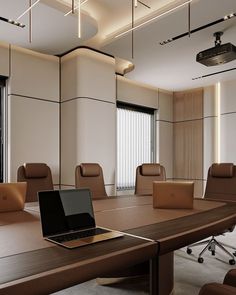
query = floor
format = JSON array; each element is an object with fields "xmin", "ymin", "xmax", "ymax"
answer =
[{"xmin": 54, "ymin": 232, "xmax": 236, "ymax": 295}]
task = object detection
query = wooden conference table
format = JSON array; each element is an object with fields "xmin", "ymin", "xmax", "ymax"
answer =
[{"xmin": 0, "ymin": 195, "xmax": 236, "ymax": 295}]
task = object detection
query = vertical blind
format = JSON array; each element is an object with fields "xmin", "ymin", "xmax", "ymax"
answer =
[{"xmin": 117, "ymin": 106, "xmax": 154, "ymax": 190}]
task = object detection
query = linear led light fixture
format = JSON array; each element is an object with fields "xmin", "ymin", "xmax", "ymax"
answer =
[
  {"xmin": 160, "ymin": 12, "xmax": 236, "ymax": 45},
  {"xmin": 64, "ymin": 0, "xmax": 89, "ymax": 16},
  {"xmin": 0, "ymin": 16, "xmax": 25, "ymax": 28},
  {"xmin": 17, "ymin": 0, "xmax": 41, "ymax": 20},
  {"xmin": 192, "ymin": 67, "xmax": 236, "ymax": 80},
  {"xmin": 115, "ymin": 0, "xmax": 192, "ymax": 39}
]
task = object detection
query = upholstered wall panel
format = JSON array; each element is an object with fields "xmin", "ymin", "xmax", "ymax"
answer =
[
  {"xmin": 61, "ymin": 48, "xmax": 115, "ymax": 103},
  {"xmin": 221, "ymin": 80, "xmax": 236, "ymax": 114},
  {"xmin": 220, "ymin": 80, "xmax": 236, "ymax": 164},
  {"xmin": 0, "ymin": 41, "xmax": 9, "ymax": 77},
  {"xmin": 7, "ymin": 46, "xmax": 60, "ymax": 184},
  {"xmin": 8, "ymin": 95, "xmax": 59, "ymax": 183},
  {"xmin": 61, "ymin": 49, "xmax": 116, "ymax": 195},
  {"xmin": 156, "ymin": 90, "xmax": 173, "ymax": 179},
  {"xmin": 116, "ymin": 75, "xmax": 158, "ymax": 109},
  {"xmin": 61, "ymin": 98, "xmax": 116, "ymax": 193},
  {"xmin": 10, "ymin": 46, "xmax": 59, "ymax": 101}
]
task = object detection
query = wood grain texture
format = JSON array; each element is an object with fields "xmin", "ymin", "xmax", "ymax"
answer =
[
  {"xmin": 174, "ymin": 88, "xmax": 203, "ymax": 122},
  {"xmin": 173, "ymin": 89, "xmax": 203, "ymax": 196}
]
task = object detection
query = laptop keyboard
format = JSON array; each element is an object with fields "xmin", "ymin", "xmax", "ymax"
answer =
[{"xmin": 50, "ymin": 228, "xmax": 109, "ymax": 243}]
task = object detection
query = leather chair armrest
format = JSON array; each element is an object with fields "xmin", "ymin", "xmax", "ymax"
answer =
[{"xmin": 199, "ymin": 283, "xmax": 236, "ymax": 295}]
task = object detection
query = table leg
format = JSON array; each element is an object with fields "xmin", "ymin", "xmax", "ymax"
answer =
[{"xmin": 150, "ymin": 252, "xmax": 174, "ymax": 295}]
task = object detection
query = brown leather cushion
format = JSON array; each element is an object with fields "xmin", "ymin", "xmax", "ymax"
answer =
[
  {"xmin": 24, "ymin": 163, "xmax": 49, "ymax": 178},
  {"xmin": 224, "ymin": 269, "xmax": 236, "ymax": 288},
  {"xmin": 141, "ymin": 164, "xmax": 161, "ymax": 176},
  {"xmin": 199, "ymin": 283, "xmax": 236, "ymax": 295},
  {"xmin": 210, "ymin": 163, "xmax": 234, "ymax": 178},
  {"xmin": 81, "ymin": 163, "xmax": 101, "ymax": 177}
]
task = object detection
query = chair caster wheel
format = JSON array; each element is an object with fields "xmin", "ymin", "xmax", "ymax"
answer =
[
  {"xmin": 187, "ymin": 248, "xmax": 192, "ymax": 255},
  {"xmin": 211, "ymin": 250, "xmax": 215, "ymax": 256},
  {"xmin": 198, "ymin": 257, "xmax": 204, "ymax": 263},
  {"xmin": 233, "ymin": 252, "xmax": 236, "ymax": 257},
  {"xmin": 229, "ymin": 259, "xmax": 235, "ymax": 265}
]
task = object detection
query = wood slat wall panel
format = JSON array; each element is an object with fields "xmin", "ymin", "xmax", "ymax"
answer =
[
  {"xmin": 174, "ymin": 89, "xmax": 203, "ymax": 122},
  {"xmin": 173, "ymin": 89, "xmax": 203, "ymax": 197}
]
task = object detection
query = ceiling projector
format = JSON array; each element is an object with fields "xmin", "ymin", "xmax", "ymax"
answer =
[{"xmin": 196, "ymin": 31, "xmax": 236, "ymax": 66}]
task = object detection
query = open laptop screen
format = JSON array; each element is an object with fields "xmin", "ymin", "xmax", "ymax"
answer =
[{"xmin": 38, "ymin": 189, "xmax": 95, "ymax": 237}]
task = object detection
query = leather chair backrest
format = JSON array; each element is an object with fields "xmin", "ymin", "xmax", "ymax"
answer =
[
  {"xmin": 75, "ymin": 163, "xmax": 107, "ymax": 199},
  {"xmin": 17, "ymin": 163, "xmax": 54, "ymax": 202},
  {"xmin": 205, "ymin": 163, "xmax": 236, "ymax": 201},
  {"xmin": 135, "ymin": 163, "xmax": 166, "ymax": 196}
]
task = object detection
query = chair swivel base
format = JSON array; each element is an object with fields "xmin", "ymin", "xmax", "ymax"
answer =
[{"xmin": 187, "ymin": 236, "xmax": 235, "ymax": 265}]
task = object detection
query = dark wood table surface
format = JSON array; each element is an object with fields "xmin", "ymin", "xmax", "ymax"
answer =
[{"xmin": 0, "ymin": 195, "xmax": 236, "ymax": 295}]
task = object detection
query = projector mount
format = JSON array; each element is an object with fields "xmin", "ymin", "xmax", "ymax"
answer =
[{"xmin": 214, "ymin": 31, "xmax": 223, "ymax": 47}]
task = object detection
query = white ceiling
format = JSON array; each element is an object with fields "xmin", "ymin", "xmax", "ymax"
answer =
[{"xmin": 0, "ymin": 0, "xmax": 236, "ymax": 90}]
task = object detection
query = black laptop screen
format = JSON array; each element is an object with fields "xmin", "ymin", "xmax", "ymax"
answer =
[{"xmin": 38, "ymin": 189, "xmax": 95, "ymax": 237}]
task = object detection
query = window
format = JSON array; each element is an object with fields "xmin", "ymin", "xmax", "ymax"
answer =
[{"xmin": 117, "ymin": 103, "xmax": 155, "ymax": 190}]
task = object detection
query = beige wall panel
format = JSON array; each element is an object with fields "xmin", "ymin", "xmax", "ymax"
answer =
[
  {"xmin": 8, "ymin": 96, "xmax": 59, "ymax": 183},
  {"xmin": 204, "ymin": 86, "xmax": 217, "ymax": 117},
  {"xmin": 220, "ymin": 79, "xmax": 236, "ymax": 113},
  {"xmin": 61, "ymin": 49, "xmax": 115, "ymax": 103},
  {"xmin": 116, "ymin": 75, "xmax": 158, "ymax": 109},
  {"xmin": 174, "ymin": 89, "xmax": 203, "ymax": 121},
  {"xmin": 220, "ymin": 114, "xmax": 236, "ymax": 164},
  {"xmin": 203, "ymin": 117, "xmax": 217, "ymax": 179},
  {"xmin": 174, "ymin": 120, "xmax": 203, "ymax": 179},
  {"xmin": 0, "ymin": 41, "xmax": 9, "ymax": 77},
  {"xmin": 61, "ymin": 98, "xmax": 116, "ymax": 194},
  {"xmin": 157, "ymin": 121, "xmax": 173, "ymax": 179},
  {"xmin": 158, "ymin": 90, "xmax": 173, "ymax": 122},
  {"xmin": 10, "ymin": 46, "xmax": 59, "ymax": 101}
]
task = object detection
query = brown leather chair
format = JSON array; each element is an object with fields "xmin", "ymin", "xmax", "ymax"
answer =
[
  {"xmin": 135, "ymin": 163, "xmax": 166, "ymax": 195},
  {"xmin": 75, "ymin": 163, "xmax": 107, "ymax": 199},
  {"xmin": 198, "ymin": 269, "xmax": 236, "ymax": 295},
  {"xmin": 187, "ymin": 163, "xmax": 236, "ymax": 264},
  {"xmin": 17, "ymin": 163, "xmax": 53, "ymax": 202}
]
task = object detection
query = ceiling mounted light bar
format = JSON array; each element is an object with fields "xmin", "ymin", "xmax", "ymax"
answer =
[
  {"xmin": 115, "ymin": 0, "xmax": 192, "ymax": 39},
  {"xmin": 192, "ymin": 67, "xmax": 236, "ymax": 80},
  {"xmin": 17, "ymin": 0, "xmax": 40, "ymax": 20},
  {"xmin": 64, "ymin": 0, "xmax": 89, "ymax": 16},
  {"xmin": 0, "ymin": 16, "xmax": 25, "ymax": 28},
  {"xmin": 160, "ymin": 12, "xmax": 236, "ymax": 45}
]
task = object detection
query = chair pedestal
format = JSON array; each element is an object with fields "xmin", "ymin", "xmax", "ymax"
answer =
[{"xmin": 187, "ymin": 236, "xmax": 235, "ymax": 265}]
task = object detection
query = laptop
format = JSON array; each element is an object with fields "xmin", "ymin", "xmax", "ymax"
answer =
[
  {"xmin": 0, "ymin": 182, "xmax": 27, "ymax": 212},
  {"xmin": 153, "ymin": 181, "xmax": 194, "ymax": 209},
  {"xmin": 38, "ymin": 188, "xmax": 124, "ymax": 249}
]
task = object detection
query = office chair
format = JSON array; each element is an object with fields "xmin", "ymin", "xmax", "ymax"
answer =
[
  {"xmin": 135, "ymin": 163, "xmax": 166, "ymax": 195},
  {"xmin": 17, "ymin": 163, "xmax": 53, "ymax": 202},
  {"xmin": 187, "ymin": 163, "xmax": 236, "ymax": 265},
  {"xmin": 75, "ymin": 163, "xmax": 107, "ymax": 199},
  {"xmin": 199, "ymin": 269, "xmax": 236, "ymax": 295}
]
